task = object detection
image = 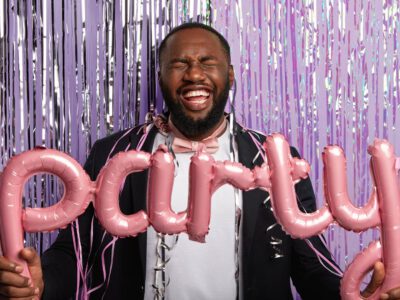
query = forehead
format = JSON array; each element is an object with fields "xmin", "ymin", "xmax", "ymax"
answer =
[{"xmin": 161, "ymin": 28, "xmax": 227, "ymax": 60}]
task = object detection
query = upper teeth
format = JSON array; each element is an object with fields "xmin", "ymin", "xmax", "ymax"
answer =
[{"xmin": 184, "ymin": 90, "xmax": 210, "ymax": 98}]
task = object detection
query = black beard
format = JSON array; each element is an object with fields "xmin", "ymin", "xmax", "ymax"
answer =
[{"xmin": 160, "ymin": 79, "xmax": 230, "ymax": 140}]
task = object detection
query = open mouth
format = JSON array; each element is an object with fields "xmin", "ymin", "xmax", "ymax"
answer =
[{"xmin": 180, "ymin": 88, "xmax": 212, "ymax": 111}]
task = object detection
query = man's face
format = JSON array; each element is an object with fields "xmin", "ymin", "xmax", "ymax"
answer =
[{"xmin": 158, "ymin": 28, "xmax": 234, "ymax": 140}]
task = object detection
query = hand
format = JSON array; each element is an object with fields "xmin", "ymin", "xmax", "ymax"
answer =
[
  {"xmin": 0, "ymin": 248, "xmax": 44, "ymax": 299},
  {"xmin": 361, "ymin": 261, "xmax": 400, "ymax": 300}
]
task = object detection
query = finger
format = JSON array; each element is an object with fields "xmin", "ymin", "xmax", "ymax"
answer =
[
  {"xmin": 0, "ymin": 284, "xmax": 39, "ymax": 298},
  {"xmin": 0, "ymin": 257, "xmax": 23, "ymax": 274},
  {"xmin": 363, "ymin": 262, "xmax": 385, "ymax": 297},
  {"xmin": 19, "ymin": 248, "xmax": 42, "ymax": 289},
  {"xmin": 386, "ymin": 287, "xmax": 400, "ymax": 299},
  {"xmin": 19, "ymin": 249, "xmax": 40, "ymax": 268},
  {"xmin": 18, "ymin": 248, "xmax": 43, "ymax": 298},
  {"xmin": 0, "ymin": 271, "xmax": 31, "ymax": 287}
]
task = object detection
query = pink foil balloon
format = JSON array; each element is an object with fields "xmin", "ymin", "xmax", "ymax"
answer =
[
  {"xmin": 1, "ymin": 135, "xmax": 399, "ymax": 300},
  {"xmin": 212, "ymin": 161, "xmax": 255, "ymax": 192},
  {"xmin": 253, "ymin": 163, "xmax": 271, "ymax": 189},
  {"xmin": 263, "ymin": 134, "xmax": 333, "ymax": 239},
  {"xmin": 320, "ymin": 141, "xmax": 400, "ymax": 299},
  {"xmin": 263, "ymin": 134, "xmax": 400, "ymax": 299},
  {"xmin": 365, "ymin": 140, "xmax": 400, "ymax": 299},
  {"xmin": 147, "ymin": 145, "xmax": 187, "ymax": 234},
  {"xmin": 323, "ymin": 145, "xmax": 380, "ymax": 231},
  {"xmin": 186, "ymin": 151, "xmax": 215, "ymax": 242},
  {"xmin": 341, "ymin": 241, "xmax": 382, "ymax": 300},
  {"xmin": 186, "ymin": 151, "xmax": 255, "ymax": 242},
  {"xmin": 95, "ymin": 150, "xmax": 150, "ymax": 237},
  {"xmin": 0, "ymin": 148, "xmax": 94, "ymax": 279}
]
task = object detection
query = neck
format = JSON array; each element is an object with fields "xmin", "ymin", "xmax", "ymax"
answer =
[{"xmin": 169, "ymin": 115, "xmax": 227, "ymax": 141}]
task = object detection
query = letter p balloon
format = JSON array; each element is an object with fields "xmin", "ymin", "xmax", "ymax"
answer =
[{"xmin": 0, "ymin": 148, "xmax": 94, "ymax": 279}]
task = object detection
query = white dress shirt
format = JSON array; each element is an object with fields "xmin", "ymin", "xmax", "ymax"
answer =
[{"xmin": 144, "ymin": 126, "xmax": 238, "ymax": 300}]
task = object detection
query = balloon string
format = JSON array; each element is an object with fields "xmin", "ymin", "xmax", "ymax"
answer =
[
  {"xmin": 83, "ymin": 216, "xmax": 109, "ymax": 295},
  {"xmin": 106, "ymin": 128, "xmax": 135, "ymax": 161},
  {"xmin": 71, "ymin": 220, "xmax": 88, "ymax": 300},
  {"xmin": 102, "ymin": 237, "xmax": 118, "ymax": 300},
  {"xmin": 305, "ymin": 239, "xmax": 343, "ymax": 277},
  {"xmin": 317, "ymin": 231, "xmax": 331, "ymax": 251},
  {"xmin": 75, "ymin": 220, "xmax": 89, "ymax": 299},
  {"xmin": 246, "ymin": 130, "xmax": 267, "ymax": 162},
  {"xmin": 84, "ymin": 215, "xmax": 95, "ymax": 279},
  {"xmin": 71, "ymin": 224, "xmax": 81, "ymax": 300},
  {"xmin": 86, "ymin": 237, "xmax": 117, "ymax": 295},
  {"xmin": 86, "ymin": 231, "xmax": 108, "ymax": 276},
  {"xmin": 295, "ymin": 195, "xmax": 343, "ymax": 277},
  {"xmin": 137, "ymin": 123, "xmax": 154, "ymax": 151}
]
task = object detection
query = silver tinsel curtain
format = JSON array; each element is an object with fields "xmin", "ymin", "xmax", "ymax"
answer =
[{"xmin": 1, "ymin": 0, "xmax": 400, "ymax": 295}]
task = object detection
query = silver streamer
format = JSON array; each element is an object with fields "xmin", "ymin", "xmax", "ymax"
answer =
[
  {"xmin": 152, "ymin": 233, "xmax": 179, "ymax": 300},
  {"xmin": 3, "ymin": 0, "xmax": 400, "ymax": 298}
]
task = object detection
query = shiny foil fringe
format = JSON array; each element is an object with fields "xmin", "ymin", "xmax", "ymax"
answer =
[{"xmin": 1, "ymin": 0, "xmax": 400, "ymax": 297}]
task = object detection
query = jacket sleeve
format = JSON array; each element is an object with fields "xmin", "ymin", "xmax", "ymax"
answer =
[
  {"xmin": 289, "ymin": 146, "xmax": 341, "ymax": 300},
  {"xmin": 41, "ymin": 142, "xmax": 100, "ymax": 300}
]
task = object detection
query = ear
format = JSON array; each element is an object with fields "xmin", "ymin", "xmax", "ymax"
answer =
[{"xmin": 228, "ymin": 65, "xmax": 235, "ymax": 88}]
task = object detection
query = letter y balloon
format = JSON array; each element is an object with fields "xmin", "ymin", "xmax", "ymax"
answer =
[{"xmin": 263, "ymin": 134, "xmax": 400, "ymax": 300}]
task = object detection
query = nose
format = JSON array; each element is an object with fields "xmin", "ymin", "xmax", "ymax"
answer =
[{"xmin": 183, "ymin": 63, "xmax": 206, "ymax": 82}]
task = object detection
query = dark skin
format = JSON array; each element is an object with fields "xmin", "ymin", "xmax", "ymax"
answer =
[
  {"xmin": 0, "ymin": 27, "xmax": 399, "ymax": 299},
  {"xmin": 158, "ymin": 27, "xmax": 234, "ymax": 141},
  {"xmin": 0, "ymin": 248, "xmax": 43, "ymax": 299}
]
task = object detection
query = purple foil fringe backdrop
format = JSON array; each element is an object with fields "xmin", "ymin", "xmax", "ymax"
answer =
[{"xmin": 1, "ymin": 0, "xmax": 400, "ymax": 296}]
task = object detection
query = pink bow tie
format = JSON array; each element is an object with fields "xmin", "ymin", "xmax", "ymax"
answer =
[
  {"xmin": 153, "ymin": 115, "xmax": 227, "ymax": 154},
  {"xmin": 172, "ymin": 137, "xmax": 219, "ymax": 154}
]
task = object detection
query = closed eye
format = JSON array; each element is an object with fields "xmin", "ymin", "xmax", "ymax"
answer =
[
  {"xmin": 200, "ymin": 56, "xmax": 219, "ymax": 66},
  {"xmin": 168, "ymin": 58, "xmax": 189, "ymax": 69}
]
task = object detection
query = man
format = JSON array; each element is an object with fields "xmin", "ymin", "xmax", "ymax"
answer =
[{"xmin": 0, "ymin": 23, "xmax": 398, "ymax": 300}]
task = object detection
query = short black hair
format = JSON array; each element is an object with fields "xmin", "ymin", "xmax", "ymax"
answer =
[{"xmin": 158, "ymin": 22, "xmax": 231, "ymax": 66}]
